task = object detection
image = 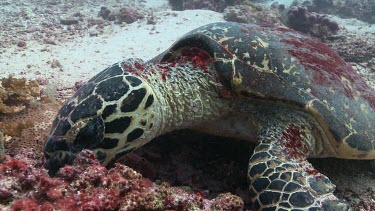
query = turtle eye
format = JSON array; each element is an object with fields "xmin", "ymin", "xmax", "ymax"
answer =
[{"xmin": 71, "ymin": 116, "xmax": 105, "ymax": 153}]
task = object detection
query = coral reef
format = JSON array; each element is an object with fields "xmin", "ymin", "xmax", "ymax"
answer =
[
  {"xmin": 223, "ymin": 2, "xmax": 285, "ymax": 27},
  {"xmin": 333, "ymin": 0, "xmax": 375, "ymax": 23},
  {"xmin": 292, "ymin": 0, "xmax": 375, "ymax": 24},
  {"xmin": 287, "ymin": 6, "xmax": 339, "ymax": 38},
  {"xmin": 0, "ymin": 76, "xmax": 40, "ymax": 114},
  {"xmin": 0, "ymin": 149, "xmax": 244, "ymax": 210},
  {"xmin": 98, "ymin": 6, "xmax": 145, "ymax": 24}
]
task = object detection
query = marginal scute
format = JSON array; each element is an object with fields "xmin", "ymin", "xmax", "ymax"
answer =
[{"xmin": 345, "ymin": 133, "xmax": 373, "ymax": 151}]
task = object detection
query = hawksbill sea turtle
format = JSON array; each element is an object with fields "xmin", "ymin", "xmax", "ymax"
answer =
[{"xmin": 44, "ymin": 22, "xmax": 374, "ymax": 210}]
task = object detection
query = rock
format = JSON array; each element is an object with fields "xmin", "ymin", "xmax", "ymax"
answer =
[
  {"xmin": 60, "ymin": 18, "xmax": 79, "ymax": 25},
  {"xmin": 17, "ymin": 41, "xmax": 26, "ymax": 47}
]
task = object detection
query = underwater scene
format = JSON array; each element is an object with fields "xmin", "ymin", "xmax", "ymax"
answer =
[{"xmin": 0, "ymin": 0, "xmax": 374, "ymax": 210}]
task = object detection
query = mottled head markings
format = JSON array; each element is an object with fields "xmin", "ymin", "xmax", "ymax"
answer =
[{"xmin": 44, "ymin": 61, "xmax": 157, "ymax": 171}]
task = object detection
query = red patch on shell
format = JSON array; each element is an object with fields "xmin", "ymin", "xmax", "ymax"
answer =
[{"xmin": 281, "ymin": 35, "xmax": 374, "ymax": 109}]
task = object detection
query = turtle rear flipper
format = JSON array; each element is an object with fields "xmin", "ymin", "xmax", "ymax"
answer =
[{"xmin": 248, "ymin": 115, "xmax": 350, "ymax": 210}]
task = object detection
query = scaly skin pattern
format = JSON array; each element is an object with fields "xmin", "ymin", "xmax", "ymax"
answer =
[
  {"xmin": 44, "ymin": 22, "xmax": 374, "ymax": 210},
  {"xmin": 248, "ymin": 107, "xmax": 349, "ymax": 210}
]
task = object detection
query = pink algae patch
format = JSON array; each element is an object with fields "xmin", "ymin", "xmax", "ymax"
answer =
[{"xmin": 281, "ymin": 35, "xmax": 375, "ymax": 109}]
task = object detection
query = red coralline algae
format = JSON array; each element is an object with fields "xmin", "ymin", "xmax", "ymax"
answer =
[
  {"xmin": 305, "ymin": 168, "xmax": 319, "ymax": 175},
  {"xmin": 163, "ymin": 48, "xmax": 212, "ymax": 72},
  {"xmin": 0, "ymin": 149, "xmax": 244, "ymax": 210},
  {"xmin": 281, "ymin": 124, "xmax": 307, "ymax": 159}
]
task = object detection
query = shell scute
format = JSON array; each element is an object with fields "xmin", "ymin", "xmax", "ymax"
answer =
[{"xmin": 154, "ymin": 22, "xmax": 374, "ymax": 156}]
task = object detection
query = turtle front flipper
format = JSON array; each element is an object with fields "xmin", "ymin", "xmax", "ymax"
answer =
[{"xmin": 248, "ymin": 118, "xmax": 350, "ymax": 210}]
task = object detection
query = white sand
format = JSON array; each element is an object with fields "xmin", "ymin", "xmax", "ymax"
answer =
[{"xmin": 0, "ymin": 2, "xmax": 224, "ymax": 88}]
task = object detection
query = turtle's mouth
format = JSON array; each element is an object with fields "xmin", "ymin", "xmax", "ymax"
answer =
[
  {"xmin": 44, "ymin": 150, "xmax": 76, "ymax": 176},
  {"xmin": 44, "ymin": 136, "xmax": 76, "ymax": 175}
]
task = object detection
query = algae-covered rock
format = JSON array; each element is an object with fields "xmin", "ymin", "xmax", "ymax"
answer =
[{"xmin": 0, "ymin": 76, "xmax": 40, "ymax": 114}]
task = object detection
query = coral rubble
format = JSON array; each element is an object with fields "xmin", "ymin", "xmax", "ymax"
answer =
[
  {"xmin": 169, "ymin": 0, "xmax": 244, "ymax": 12},
  {"xmin": 0, "ymin": 149, "xmax": 244, "ymax": 210},
  {"xmin": 0, "ymin": 76, "xmax": 40, "ymax": 114},
  {"xmin": 287, "ymin": 6, "xmax": 339, "ymax": 38},
  {"xmin": 224, "ymin": 2, "xmax": 285, "ymax": 26},
  {"xmin": 297, "ymin": 0, "xmax": 375, "ymax": 24},
  {"xmin": 98, "ymin": 6, "xmax": 145, "ymax": 24},
  {"xmin": 327, "ymin": 34, "xmax": 375, "ymax": 63}
]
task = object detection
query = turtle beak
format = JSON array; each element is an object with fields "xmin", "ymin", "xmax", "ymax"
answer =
[{"xmin": 44, "ymin": 136, "xmax": 75, "ymax": 175}]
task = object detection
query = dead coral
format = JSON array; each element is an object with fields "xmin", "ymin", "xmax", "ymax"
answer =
[
  {"xmin": 327, "ymin": 33, "xmax": 375, "ymax": 63},
  {"xmin": 169, "ymin": 0, "xmax": 244, "ymax": 12},
  {"xmin": 0, "ymin": 149, "xmax": 244, "ymax": 210},
  {"xmin": 224, "ymin": 2, "xmax": 285, "ymax": 27},
  {"xmin": 0, "ymin": 131, "xmax": 4, "ymax": 161},
  {"xmin": 0, "ymin": 76, "xmax": 40, "ymax": 114},
  {"xmin": 98, "ymin": 5, "xmax": 145, "ymax": 24},
  {"xmin": 297, "ymin": 0, "xmax": 375, "ymax": 24}
]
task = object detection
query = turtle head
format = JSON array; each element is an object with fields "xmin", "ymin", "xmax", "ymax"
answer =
[
  {"xmin": 44, "ymin": 63, "xmax": 160, "ymax": 175},
  {"xmin": 44, "ymin": 114, "xmax": 106, "ymax": 175}
]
